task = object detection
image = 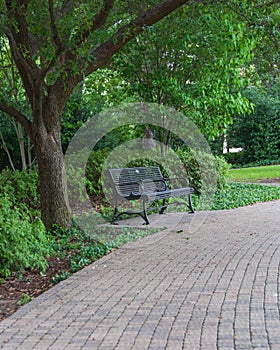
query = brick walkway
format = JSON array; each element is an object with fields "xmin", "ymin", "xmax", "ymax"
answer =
[{"xmin": 0, "ymin": 200, "xmax": 280, "ymax": 350}]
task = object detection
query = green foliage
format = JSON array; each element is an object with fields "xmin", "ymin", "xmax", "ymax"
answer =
[
  {"xmin": 16, "ymin": 293, "xmax": 31, "ymax": 306},
  {"xmin": 0, "ymin": 168, "xmax": 52, "ymax": 277},
  {"xmin": 49, "ymin": 224, "xmax": 112, "ymax": 272},
  {"xmin": 52, "ymin": 271, "xmax": 72, "ymax": 284},
  {"xmin": 212, "ymin": 183, "xmax": 280, "ymax": 210},
  {"xmin": 222, "ymin": 150, "xmax": 246, "ymax": 167},
  {"xmin": 61, "ymin": 87, "xmax": 90, "ymax": 152},
  {"xmin": 176, "ymin": 149, "xmax": 230, "ymax": 192},
  {"xmin": 61, "ymin": 70, "xmax": 137, "ymax": 152},
  {"xmin": 48, "ymin": 221, "xmax": 161, "ymax": 284},
  {"xmin": 226, "ymin": 86, "xmax": 280, "ymax": 166},
  {"xmin": 114, "ymin": 4, "xmax": 255, "ymax": 138},
  {"xmin": 0, "ymin": 196, "xmax": 51, "ymax": 277},
  {"xmin": 0, "ymin": 37, "xmax": 33, "ymax": 170},
  {"xmin": 85, "ymin": 148, "xmax": 111, "ymax": 198},
  {"xmin": 0, "ymin": 168, "xmax": 40, "ymax": 213}
]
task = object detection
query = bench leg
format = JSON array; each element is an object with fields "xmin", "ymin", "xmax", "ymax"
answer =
[
  {"xmin": 159, "ymin": 198, "xmax": 168, "ymax": 214},
  {"xmin": 111, "ymin": 200, "xmax": 119, "ymax": 224},
  {"xmin": 188, "ymin": 194, "xmax": 195, "ymax": 213},
  {"xmin": 142, "ymin": 202, "xmax": 150, "ymax": 225}
]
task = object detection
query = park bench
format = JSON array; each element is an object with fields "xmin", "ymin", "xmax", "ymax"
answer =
[{"xmin": 106, "ymin": 166, "xmax": 195, "ymax": 225}]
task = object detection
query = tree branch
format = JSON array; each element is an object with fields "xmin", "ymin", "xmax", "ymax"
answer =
[
  {"xmin": 74, "ymin": 0, "xmax": 115, "ymax": 46},
  {"xmin": 61, "ymin": 0, "xmax": 74, "ymax": 17},
  {"xmin": 5, "ymin": 1, "xmax": 39, "ymax": 101},
  {"xmin": 85, "ymin": 0, "xmax": 204, "ymax": 75},
  {"xmin": 0, "ymin": 101, "xmax": 32, "ymax": 137},
  {"xmin": 48, "ymin": 0, "xmax": 63, "ymax": 53},
  {"xmin": 53, "ymin": 0, "xmax": 214, "ymax": 104}
]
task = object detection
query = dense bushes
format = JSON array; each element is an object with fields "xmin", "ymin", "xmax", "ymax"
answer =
[
  {"xmin": 0, "ymin": 195, "xmax": 50, "ymax": 277},
  {"xmin": 0, "ymin": 168, "xmax": 40, "ymax": 212},
  {"xmin": 0, "ymin": 168, "xmax": 114, "ymax": 278},
  {"xmin": 0, "ymin": 169, "xmax": 51, "ymax": 277}
]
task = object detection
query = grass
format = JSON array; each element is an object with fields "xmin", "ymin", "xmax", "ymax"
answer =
[{"xmin": 229, "ymin": 164, "xmax": 280, "ymax": 182}]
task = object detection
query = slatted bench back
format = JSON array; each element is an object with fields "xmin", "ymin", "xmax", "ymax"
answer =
[{"xmin": 107, "ymin": 166, "xmax": 166, "ymax": 199}]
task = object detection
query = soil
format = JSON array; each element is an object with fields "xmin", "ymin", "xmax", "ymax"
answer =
[
  {"xmin": 258, "ymin": 178, "xmax": 280, "ymax": 183},
  {"xmin": 0, "ymin": 256, "xmax": 71, "ymax": 322}
]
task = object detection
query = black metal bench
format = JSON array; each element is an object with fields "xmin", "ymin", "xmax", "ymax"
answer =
[{"xmin": 106, "ymin": 166, "xmax": 195, "ymax": 224}]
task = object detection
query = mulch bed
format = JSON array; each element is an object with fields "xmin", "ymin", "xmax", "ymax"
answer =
[{"xmin": 0, "ymin": 256, "xmax": 71, "ymax": 322}]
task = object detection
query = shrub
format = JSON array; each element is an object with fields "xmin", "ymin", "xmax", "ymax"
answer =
[
  {"xmin": 176, "ymin": 149, "xmax": 230, "ymax": 192},
  {"xmin": 85, "ymin": 148, "xmax": 112, "ymax": 198},
  {"xmin": 0, "ymin": 168, "xmax": 40, "ymax": 212},
  {"xmin": 0, "ymin": 196, "xmax": 51, "ymax": 277},
  {"xmin": 222, "ymin": 150, "xmax": 246, "ymax": 167}
]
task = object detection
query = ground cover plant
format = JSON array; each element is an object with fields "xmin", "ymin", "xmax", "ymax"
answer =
[{"xmin": 211, "ymin": 183, "xmax": 280, "ymax": 210}]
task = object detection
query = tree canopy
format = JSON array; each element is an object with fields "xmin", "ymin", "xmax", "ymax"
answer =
[{"xmin": 113, "ymin": 3, "xmax": 255, "ymax": 138}]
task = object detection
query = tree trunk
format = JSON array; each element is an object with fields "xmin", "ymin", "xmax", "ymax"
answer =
[
  {"xmin": 0, "ymin": 130, "xmax": 15, "ymax": 171},
  {"xmin": 17, "ymin": 122, "xmax": 27, "ymax": 170},
  {"xmin": 27, "ymin": 135, "xmax": 33, "ymax": 168},
  {"xmin": 33, "ymin": 121, "xmax": 72, "ymax": 230}
]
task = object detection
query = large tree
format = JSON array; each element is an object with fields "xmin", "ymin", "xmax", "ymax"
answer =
[{"xmin": 0, "ymin": 0, "xmax": 206, "ymax": 229}]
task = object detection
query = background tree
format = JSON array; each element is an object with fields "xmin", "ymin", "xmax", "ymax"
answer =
[
  {"xmin": 226, "ymin": 85, "xmax": 280, "ymax": 165},
  {"xmin": 207, "ymin": 1, "xmax": 280, "ymax": 159},
  {"xmin": 0, "ymin": 36, "xmax": 34, "ymax": 170}
]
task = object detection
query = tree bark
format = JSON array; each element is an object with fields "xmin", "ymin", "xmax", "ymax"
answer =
[
  {"xmin": 33, "ymin": 123, "xmax": 71, "ymax": 229},
  {"xmin": 16, "ymin": 122, "xmax": 27, "ymax": 170}
]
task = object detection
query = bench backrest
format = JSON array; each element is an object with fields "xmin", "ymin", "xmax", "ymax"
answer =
[{"xmin": 107, "ymin": 166, "xmax": 166, "ymax": 199}]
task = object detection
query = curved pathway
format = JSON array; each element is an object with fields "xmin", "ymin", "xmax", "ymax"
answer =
[{"xmin": 0, "ymin": 200, "xmax": 280, "ymax": 350}]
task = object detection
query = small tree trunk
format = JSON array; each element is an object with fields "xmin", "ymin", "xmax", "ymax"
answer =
[
  {"xmin": 17, "ymin": 122, "xmax": 27, "ymax": 170},
  {"xmin": 27, "ymin": 135, "xmax": 33, "ymax": 168},
  {"xmin": 0, "ymin": 130, "xmax": 15, "ymax": 171},
  {"xmin": 33, "ymin": 127, "xmax": 72, "ymax": 229}
]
